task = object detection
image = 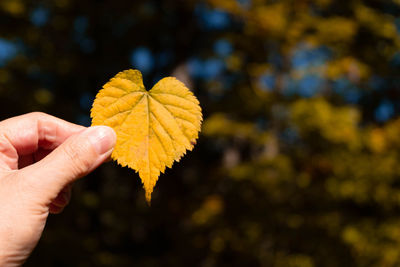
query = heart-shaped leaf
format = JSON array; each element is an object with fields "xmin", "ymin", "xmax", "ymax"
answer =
[{"xmin": 91, "ymin": 69, "xmax": 202, "ymax": 203}]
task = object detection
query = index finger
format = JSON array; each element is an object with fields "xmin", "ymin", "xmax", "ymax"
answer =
[{"xmin": 0, "ymin": 112, "xmax": 86, "ymax": 156}]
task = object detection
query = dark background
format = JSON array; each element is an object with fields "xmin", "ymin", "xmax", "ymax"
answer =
[{"xmin": 1, "ymin": 0, "xmax": 400, "ymax": 266}]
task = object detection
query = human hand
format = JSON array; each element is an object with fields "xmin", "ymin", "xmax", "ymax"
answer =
[{"xmin": 0, "ymin": 112, "xmax": 116, "ymax": 266}]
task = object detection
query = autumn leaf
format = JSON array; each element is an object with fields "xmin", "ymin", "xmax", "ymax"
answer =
[{"xmin": 91, "ymin": 69, "xmax": 202, "ymax": 204}]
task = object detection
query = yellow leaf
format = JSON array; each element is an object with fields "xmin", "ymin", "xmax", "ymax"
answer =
[{"xmin": 91, "ymin": 69, "xmax": 202, "ymax": 204}]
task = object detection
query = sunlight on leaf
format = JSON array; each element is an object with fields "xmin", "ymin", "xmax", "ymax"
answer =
[{"xmin": 91, "ymin": 69, "xmax": 202, "ymax": 203}]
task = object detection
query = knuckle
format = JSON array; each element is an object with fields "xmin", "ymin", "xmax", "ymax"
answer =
[{"xmin": 28, "ymin": 111, "xmax": 47, "ymax": 118}]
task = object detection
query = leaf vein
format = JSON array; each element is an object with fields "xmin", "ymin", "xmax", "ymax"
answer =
[
  {"xmin": 150, "ymin": 115, "xmax": 169, "ymax": 160},
  {"xmin": 149, "ymin": 110, "xmax": 177, "ymax": 152},
  {"xmin": 149, "ymin": 97, "xmax": 191, "ymax": 143}
]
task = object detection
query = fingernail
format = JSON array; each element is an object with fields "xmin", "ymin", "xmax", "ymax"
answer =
[{"xmin": 86, "ymin": 126, "xmax": 116, "ymax": 155}]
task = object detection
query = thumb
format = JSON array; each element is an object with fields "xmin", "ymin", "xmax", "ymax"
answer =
[{"xmin": 20, "ymin": 126, "xmax": 116, "ymax": 202}]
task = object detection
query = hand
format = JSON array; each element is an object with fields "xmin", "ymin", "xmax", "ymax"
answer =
[{"xmin": 0, "ymin": 112, "xmax": 116, "ymax": 266}]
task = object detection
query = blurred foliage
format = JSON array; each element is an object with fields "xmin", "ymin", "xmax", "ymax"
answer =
[{"xmin": 1, "ymin": 0, "xmax": 400, "ymax": 266}]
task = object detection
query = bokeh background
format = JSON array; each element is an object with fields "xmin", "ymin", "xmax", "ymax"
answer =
[{"xmin": 1, "ymin": 0, "xmax": 400, "ymax": 266}]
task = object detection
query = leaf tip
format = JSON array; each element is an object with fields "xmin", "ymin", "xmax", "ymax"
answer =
[{"xmin": 145, "ymin": 191, "xmax": 152, "ymax": 206}]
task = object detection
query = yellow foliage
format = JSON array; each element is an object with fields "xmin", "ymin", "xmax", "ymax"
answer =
[
  {"xmin": 326, "ymin": 57, "xmax": 370, "ymax": 81},
  {"xmin": 368, "ymin": 128, "xmax": 387, "ymax": 153},
  {"xmin": 192, "ymin": 195, "xmax": 224, "ymax": 225},
  {"xmin": 341, "ymin": 221, "xmax": 400, "ymax": 266},
  {"xmin": 291, "ymin": 98, "xmax": 360, "ymax": 147},
  {"xmin": 34, "ymin": 89, "xmax": 54, "ymax": 105},
  {"xmin": 203, "ymin": 113, "xmax": 255, "ymax": 138},
  {"xmin": 314, "ymin": 17, "xmax": 358, "ymax": 43},
  {"xmin": 383, "ymin": 119, "xmax": 400, "ymax": 148},
  {"xmin": 225, "ymin": 54, "xmax": 243, "ymax": 72},
  {"xmin": 274, "ymin": 253, "xmax": 314, "ymax": 267},
  {"xmin": 342, "ymin": 226, "xmax": 365, "ymax": 248},
  {"xmin": 355, "ymin": 4, "xmax": 398, "ymax": 39},
  {"xmin": 0, "ymin": 70, "xmax": 10, "ymax": 84},
  {"xmin": 0, "ymin": 0, "xmax": 25, "ymax": 16},
  {"xmin": 91, "ymin": 69, "xmax": 202, "ymax": 203},
  {"xmin": 208, "ymin": 0, "xmax": 241, "ymax": 13},
  {"xmin": 285, "ymin": 18, "xmax": 308, "ymax": 46},
  {"xmin": 252, "ymin": 4, "xmax": 288, "ymax": 35}
]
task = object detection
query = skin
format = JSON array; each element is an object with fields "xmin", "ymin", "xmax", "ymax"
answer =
[{"xmin": 0, "ymin": 112, "xmax": 116, "ymax": 266}]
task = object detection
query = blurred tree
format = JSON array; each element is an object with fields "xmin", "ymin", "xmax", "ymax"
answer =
[{"xmin": 1, "ymin": 0, "xmax": 400, "ymax": 266}]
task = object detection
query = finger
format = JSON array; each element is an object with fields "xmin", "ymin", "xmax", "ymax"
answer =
[
  {"xmin": 19, "ymin": 126, "xmax": 116, "ymax": 203},
  {"xmin": 0, "ymin": 112, "xmax": 85, "ymax": 156},
  {"xmin": 49, "ymin": 184, "xmax": 73, "ymax": 214},
  {"xmin": 18, "ymin": 148, "xmax": 53, "ymax": 169},
  {"xmin": 49, "ymin": 203, "xmax": 64, "ymax": 214},
  {"xmin": 0, "ymin": 112, "xmax": 85, "ymax": 170},
  {"xmin": 51, "ymin": 185, "xmax": 72, "ymax": 209}
]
